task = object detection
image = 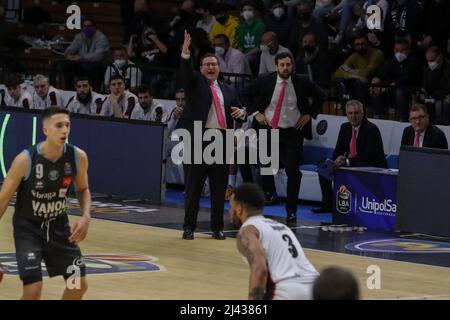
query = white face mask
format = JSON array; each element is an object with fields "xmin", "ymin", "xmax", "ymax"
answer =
[
  {"xmin": 215, "ymin": 46, "xmax": 225, "ymax": 56},
  {"xmin": 272, "ymin": 7, "xmax": 284, "ymax": 18},
  {"xmin": 260, "ymin": 44, "xmax": 269, "ymax": 53},
  {"xmin": 395, "ymin": 52, "xmax": 407, "ymax": 63},
  {"xmin": 242, "ymin": 10, "xmax": 254, "ymax": 21},
  {"xmin": 115, "ymin": 59, "xmax": 127, "ymax": 68},
  {"xmin": 428, "ymin": 61, "xmax": 440, "ymax": 71}
]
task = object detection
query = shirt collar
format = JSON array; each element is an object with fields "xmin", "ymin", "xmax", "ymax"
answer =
[{"xmin": 276, "ymin": 74, "xmax": 291, "ymax": 84}]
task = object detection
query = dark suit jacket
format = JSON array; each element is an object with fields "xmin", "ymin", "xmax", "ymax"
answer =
[
  {"xmin": 333, "ymin": 118, "xmax": 387, "ymax": 168},
  {"xmin": 240, "ymin": 72, "xmax": 324, "ymax": 141},
  {"xmin": 177, "ymin": 56, "xmax": 242, "ymax": 133},
  {"xmin": 401, "ymin": 125, "xmax": 448, "ymax": 149}
]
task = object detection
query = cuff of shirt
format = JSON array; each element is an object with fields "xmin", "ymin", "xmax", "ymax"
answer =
[
  {"xmin": 239, "ymin": 108, "xmax": 247, "ymax": 120},
  {"xmin": 181, "ymin": 52, "xmax": 190, "ymax": 59},
  {"xmin": 251, "ymin": 110, "xmax": 260, "ymax": 117},
  {"xmin": 346, "ymin": 158, "xmax": 350, "ymax": 167}
]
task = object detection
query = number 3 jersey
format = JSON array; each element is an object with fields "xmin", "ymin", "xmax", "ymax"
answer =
[
  {"xmin": 14, "ymin": 143, "xmax": 78, "ymax": 222},
  {"xmin": 241, "ymin": 216, "xmax": 319, "ymax": 284}
]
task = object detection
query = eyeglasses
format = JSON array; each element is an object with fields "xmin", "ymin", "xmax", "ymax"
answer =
[{"xmin": 409, "ymin": 115, "xmax": 426, "ymax": 122}]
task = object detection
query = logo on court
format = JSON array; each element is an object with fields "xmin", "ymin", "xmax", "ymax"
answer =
[
  {"xmin": 345, "ymin": 239, "xmax": 450, "ymax": 254},
  {"xmin": 336, "ymin": 185, "xmax": 351, "ymax": 214},
  {"xmin": 0, "ymin": 253, "xmax": 164, "ymax": 276}
]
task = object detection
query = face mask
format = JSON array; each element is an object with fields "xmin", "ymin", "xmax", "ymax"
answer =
[
  {"xmin": 242, "ymin": 10, "xmax": 254, "ymax": 21},
  {"xmin": 428, "ymin": 61, "xmax": 440, "ymax": 71},
  {"xmin": 272, "ymin": 7, "xmax": 284, "ymax": 19},
  {"xmin": 215, "ymin": 46, "xmax": 225, "ymax": 56},
  {"xmin": 115, "ymin": 59, "xmax": 127, "ymax": 68},
  {"xmin": 299, "ymin": 12, "xmax": 312, "ymax": 21},
  {"xmin": 83, "ymin": 26, "xmax": 94, "ymax": 38},
  {"xmin": 216, "ymin": 15, "xmax": 228, "ymax": 25},
  {"xmin": 395, "ymin": 52, "xmax": 407, "ymax": 63},
  {"xmin": 77, "ymin": 91, "xmax": 92, "ymax": 104},
  {"xmin": 260, "ymin": 44, "xmax": 269, "ymax": 53},
  {"xmin": 303, "ymin": 45, "xmax": 316, "ymax": 54}
]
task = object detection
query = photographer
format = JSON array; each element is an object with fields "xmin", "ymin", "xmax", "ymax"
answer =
[{"xmin": 127, "ymin": 24, "xmax": 169, "ymax": 66}]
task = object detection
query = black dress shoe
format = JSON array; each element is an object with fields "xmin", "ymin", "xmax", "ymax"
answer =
[
  {"xmin": 265, "ymin": 193, "xmax": 279, "ymax": 205},
  {"xmin": 212, "ymin": 230, "xmax": 226, "ymax": 240},
  {"xmin": 182, "ymin": 229, "xmax": 194, "ymax": 240},
  {"xmin": 312, "ymin": 207, "xmax": 332, "ymax": 214},
  {"xmin": 286, "ymin": 212, "xmax": 297, "ymax": 226}
]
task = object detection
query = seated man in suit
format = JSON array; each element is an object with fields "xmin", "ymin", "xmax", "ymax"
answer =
[
  {"xmin": 401, "ymin": 104, "xmax": 448, "ymax": 149},
  {"xmin": 313, "ymin": 100, "xmax": 387, "ymax": 213}
]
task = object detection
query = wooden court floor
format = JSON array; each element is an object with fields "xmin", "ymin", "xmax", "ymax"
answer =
[{"xmin": 1, "ymin": 209, "xmax": 449, "ymax": 300}]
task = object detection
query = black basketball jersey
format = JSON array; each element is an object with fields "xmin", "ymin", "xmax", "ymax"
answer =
[{"xmin": 14, "ymin": 143, "xmax": 78, "ymax": 222}]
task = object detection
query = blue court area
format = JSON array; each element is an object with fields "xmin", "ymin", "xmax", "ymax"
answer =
[{"xmin": 164, "ymin": 188, "xmax": 332, "ymax": 223}]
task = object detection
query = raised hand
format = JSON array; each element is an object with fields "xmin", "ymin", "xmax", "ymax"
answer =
[{"xmin": 182, "ymin": 30, "xmax": 191, "ymax": 55}]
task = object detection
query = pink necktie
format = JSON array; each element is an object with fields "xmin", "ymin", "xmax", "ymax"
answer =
[
  {"xmin": 270, "ymin": 81, "xmax": 287, "ymax": 129},
  {"xmin": 349, "ymin": 127, "xmax": 357, "ymax": 158},
  {"xmin": 210, "ymin": 82, "xmax": 226, "ymax": 129},
  {"xmin": 414, "ymin": 132, "xmax": 420, "ymax": 147}
]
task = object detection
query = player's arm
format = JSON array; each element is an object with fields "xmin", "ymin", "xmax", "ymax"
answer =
[
  {"xmin": 237, "ymin": 225, "xmax": 268, "ymax": 300},
  {"xmin": 69, "ymin": 148, "xmax": 91, "ymax": 243},
  {"xmin": 0, "ymin": 152, "xmax": 29, "ymax": 221}
]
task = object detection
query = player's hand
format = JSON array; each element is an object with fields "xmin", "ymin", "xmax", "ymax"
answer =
[
  {"xmin": 182, "ymin": 30, "xmax": 191, "ymax": 55},
  {"xmin": 255, "ymin": 112, "xmax": 268, "ymax": 126},
  {"xmin": 230, "ymin": 107, "xmax": 244, "ymax": 119},
  {"xmin": 173, "ymin": 106, "xmax": 184, "ymax": 119},
  {"xmin": 295, "ymin": 114, "xmax": 311, "ymax": 130},
  {"xmin": 69, "ymin": 216, "xmax": 90, "ymax": 243}
]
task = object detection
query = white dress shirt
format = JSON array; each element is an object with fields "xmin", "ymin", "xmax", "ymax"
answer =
[
  {"xmin": 264, "ymin": 75, "xmax": 301, "ymax": 128},
  {"xmin": 206, "ymin": 80, "xmax": 226, "ymax": 129}
]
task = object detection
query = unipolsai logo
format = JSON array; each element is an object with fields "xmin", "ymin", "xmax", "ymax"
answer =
[
  {"xmin": 336, "ymin": 185, "xmax": 352, "ymax": 214},
  {"xmin": 366, "ymin": 5, "xmax": 382, "ymax": 31}
]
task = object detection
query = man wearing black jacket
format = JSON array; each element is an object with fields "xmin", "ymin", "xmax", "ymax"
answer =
[
  {"xmin": 313, "ymin": 100, "xmax": 387, "ymax": 213},
  {"xmin": 401, "ymin": 104, "xmax": 448, "ymax": 149},
  {"xmin": 178, "ymin": 31, "xmax": 245, "ymax": 240},
  {"xmin": 241, "ymin": 51, "xmax": 324, "ymax": 225}
]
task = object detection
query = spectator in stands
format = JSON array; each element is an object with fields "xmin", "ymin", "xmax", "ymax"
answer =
[
  {"xmin": 385, "ymin": 0, "xmax": 421, "ymax": 46},
  {"xmin": 31, "ymin": 75, "xmax": 63, "ymax": 110},
  {"xmin": 64, "ymin": 18, "xmax": 110, "ymax": 89},
  {"xmin": 104, "ymin": 46, "xmax": 143, "ymax": 91},
  {"xmin": 295, "ymin": 33, "xmax": 332, "ymax": 86},
  {"xmin": 168, "ymin": 0, "xmax": 198, "ymax": 53},
  {"xmin": 312, "ymin": 100, "xmax": 387, "ymax": 213},
  {"xmin": 332, "ymin": 33, "xmax": 384, "ymax": 105},
  {"xmin": 187, "ymin": 28, "xmax": 214, "ymax": 70},
  {"xmin": 401, "ymin": 103, "xmax": 448, "ymax": 150},
  {"xmin": 237, "ymin": 1, "xmax": 266, "ymax": 74},
  {"xmin": 370, "ymin": 38, "xmax": 421, "ymax": 121},
  {"xmin": 1, "ymin": 74, "xmax": 32, "ymax": 109},
  {"xmin": 131, "ymin": 85, "xmax": 166, "ymax": 122},
  {"xmin": 263, "ymin": 0, "xmax": 295, "ymax": 48},
  {"xmin": 289, "ymin": 0, "xmax": 329, "ymax": 56},
  {"xmin": 100, "ymin": 75, "xmax": 140, "ymax": 119},
  {"xmin": 259, "ymin": 32, "xmax": 291, "ymax": 74},
  {"xmin": 195, "ymin": 0, "xmax": 216, "ymax": 34},
  {"xmin": 214, "ymin": 34, "xmax": 251, "ymax": 76},
  {"xmin": 128, "ymin": 24, "xmax": 169, "ymax": 66},
  {"xmin": 418, "ymin": 46, "xmax": 450, "ymax": 122},
  {"xmin": 313, "ymin": 266, "xmax": 360, "ymax": 300},
  {"xmin": 66, "ymin": 77, "xmax": 106, "ymax": 115},
  {"xmin": 126, "ymin": 0, "xmax": 164, "ymax": 43},
  {"xmin": 312, "ymin": 0, "xmax": 336, "ymax": 20},
  {"xmin": 167, "ymin": 88, "xmax": 186, "ymax": 133},
  {"xmin": 209, "ymin": 3, "xmax": 240, "ymax": 48},
  {"xmin": 419, "ymin": 1, "xmax": 450, "ymax": 51}
]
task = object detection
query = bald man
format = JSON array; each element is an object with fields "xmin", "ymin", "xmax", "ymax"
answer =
[{"xmin": 259, "ymin": 31, "xmax": 291, "ymax": 74}]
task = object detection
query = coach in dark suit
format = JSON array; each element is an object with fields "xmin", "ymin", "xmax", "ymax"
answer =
[
  {"xmin": 178, "ymin": 31, "xmax": 245, "ymax": 240},
  {"xmin": 401, "ymin": 104, "xmax": 448, "ymax": 149},
  {"xmin": 313, "ymin": 100, "xmax": 387, "ymax": 213},
  {"xmin": 241, "ymin": 52, "xmax": 325, "ymax": 226}
]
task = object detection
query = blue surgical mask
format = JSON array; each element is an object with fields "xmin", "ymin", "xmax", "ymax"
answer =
[{"xmin": 215, "ymin": 46, "xmax": 225, "ymax": 56}]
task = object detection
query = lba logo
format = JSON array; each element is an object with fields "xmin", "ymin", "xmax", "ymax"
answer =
[{"xmin": 336, "ymin": 185, "xmax": 352, "ymax": 214}]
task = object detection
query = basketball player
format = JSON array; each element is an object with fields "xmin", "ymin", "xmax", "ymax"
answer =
[
  {"xmin": 0, "ymin": 107, "xmax": 91, "ymax": 299},
  {"xmin": 230, "ymin": 183, "xmax": 319, "ymax": 300}
]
